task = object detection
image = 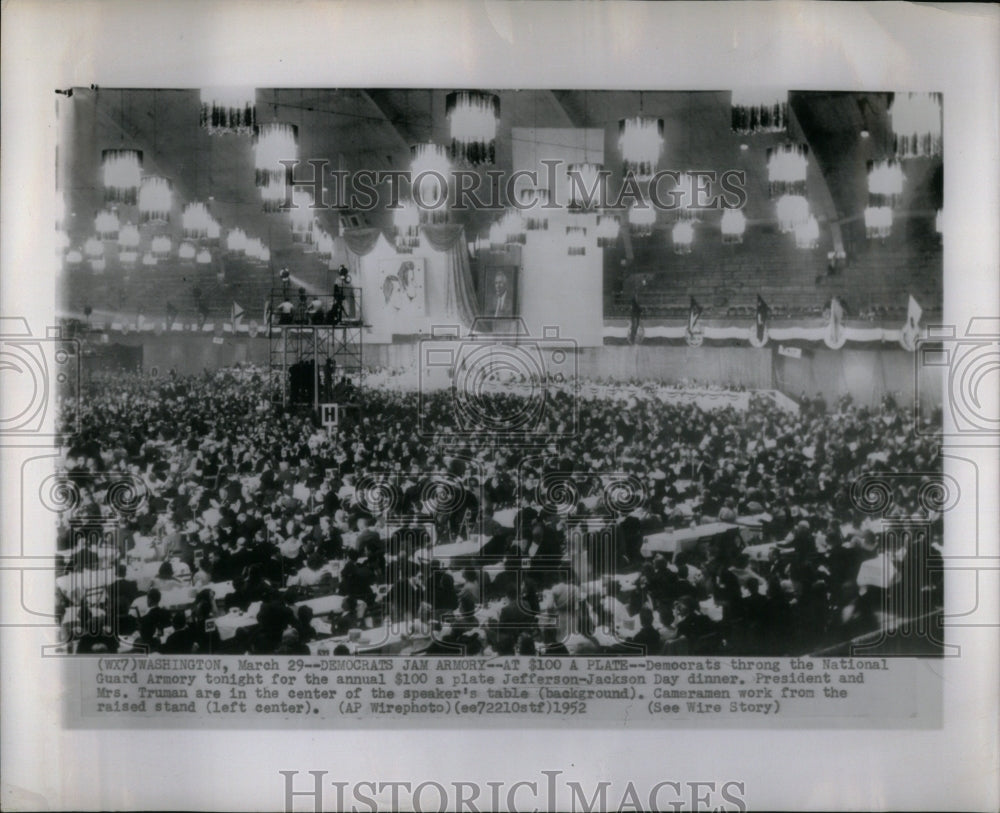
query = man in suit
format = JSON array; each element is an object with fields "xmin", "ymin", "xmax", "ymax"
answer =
[{"xmin": 491, "ymin": 271, "xmax": 513, "ymax": 321}]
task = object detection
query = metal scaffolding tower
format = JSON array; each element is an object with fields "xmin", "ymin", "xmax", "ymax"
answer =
[{"xmin": 267, "ymin": 287, "xmax": 366, "ymax": 413}]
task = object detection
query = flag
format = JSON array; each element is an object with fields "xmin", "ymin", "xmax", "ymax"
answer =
[
  {"xmin": 907, "ymin": 294, "xmax": 922, "ymax": 329},
  {"xmin": 231, "ymin": 302, "xmax": 245, "ymax": 332},
  {"xmin": 688, "ymin": 296, "xmax": 703, "ymax": 334},
  {"xmin": 755, "ymin": 294, "xmax": 770, "ymax": 341}
]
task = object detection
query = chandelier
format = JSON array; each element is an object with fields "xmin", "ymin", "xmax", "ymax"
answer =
[
  {"xmin": 196, "ymin": 248, "xmax": 213, "ymax": 265},
  {"xmin": 394, "ymin": 198, "xmax": 421, "ymax": 249},
  {"xmin": 95, "ymin": 209, "xmax": 120, "ymax": 241},
  {"xmin": 316, "ymin": 230, "xmax": 335, "ymax": 260},
  {"xmin": 141, "ymin": 252, "xmax": 157, "ymax": 267},
  {"xmin": 151, "ymin": 235, "xmax": 172, "ymax": 258},
  {"xmin": 566, "ymin": 162, "xmax": 605, "ymax": 212},
  {"xmin": 566, "ymin": 225, "xmax": 587, "ymax": 256},
  {"xmin": 596, "ymin": 212, "xmax": 621, "ymax": 247},
  {"xmin": 864, "ymin": 206, "xmax": 893, "ymax": 240},
  {"xmin": 720, "ymin": 208, "xmax": 746, "ymax": 244},
  {"xmin": 119, "ymin": 250, "xmax": 138, "ymax": 268},
  {"xmin": 118, "ymin": 222, "xmax": 140, "ymax": 250},
  {"xmin": 200, "ymin": 88, "xmax": 256, "ymax": 135},
  {"xmin": 731, "ymin": 89, "xmax": 787, "ymax": 135},
  {"xmin": 182, "ymin": 202, "xmax": 213, "ymax": 239},
  {"xmin": 520, "ymin": 187, "xmax": 552, "ymax": 231},
  {"xmin": 288, "ymin": 189, "xmax": 316, "ymax": 244},
  {"xmin": 890, "ymin": 92, "xmax": 942, "ymax": 159},
  {"xmin": 672, "ymin": 221, "xmax": 694, "ymax": 255},
  {"xmin": 178, "ymin": 241, "xmax": 196, "ymax": 261},
  {"xmin": 84, "ymin": 237, "xmax": 104, "ymax": 258},
  {"xmin": 65, "ymin": 249, "xmax": 83, "ymax": 266},
  {"xmin": 226, "ymin": 227, "xmax": 248, "ymax": 254},
  {"xmin": 410, "ymin": 142, "xmax": 451, "ymax": 216},
  {"xmin": 254, "ymin": 123, "xmax": 298, "ymax": 187},
  {"xmin": 776, "ymin": 194, "xmax": 810, "ymax": 233},
  {"xmin": 499, "ymin": 207, "xmax": 526, "ymax": 245},
  {"xmin": 206, "ymin": 217, "xmax": 221, "ymax": 242},
  {"xmin": 619, "ymin": 116, "xmax": 664, "ymax": 180},
  {"xmin": 244, "ymin": 237, "xmax": 265, "ymax": 262},
  {"xmin": 628, "ymin": 199, "xmax": 656, "ymax": 237},
  {"xmin": 673, "ymin": 173, "xmax": 699, "ymax": 220},
  {"xmin": 446, "ymin": 91, "xmax": 499, "ymax": 166},
  {"xmin": 260, "ymin": 178, "xmax": 288, "ymax": 213},
  {"xmin": 767, "ymin": 144, "xmax": 808, "ymax": 196},
  {"xmin": 867, "ymin": 159, "xmax": 906, "ymax": 207},
  {"xmin": 138, "ymin": 176, "xmax": 173, "ymax": 224},
  {"xmin": 101, "ymin": 149, "xmax": 143, "ymax": 204},
  {"xmin": 794, "ymin": 215, "xmax": 820, "ymax": 249}
]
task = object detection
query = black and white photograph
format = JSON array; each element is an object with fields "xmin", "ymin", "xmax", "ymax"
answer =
[
  {"xmin": 1, "ymin": 2, "xmax": 997, "ymax": 812},
  {"xmin": 49, "ymin": 87, "xmax": 947, "ymax": 662}
]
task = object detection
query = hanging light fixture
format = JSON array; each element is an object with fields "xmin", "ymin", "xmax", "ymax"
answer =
[
  {"xmin": 119, "ymin": 250, "xmax": 138, "ymax": 268},
  {"xmin": 393, "ymin": 197, "xmax": 421, "ymax": 249},
  {"xmin": 200, "ymin": 88, "xmax": 256, "ymax": 135},
  {"xmin": 566, "ymin": 225, "xmax": 588, "ymax": 256},
  {"xmin": 196, "ymin": 248, "xmax": 213, "ymax": 265},
  {"xmin": 499, "ymin": 207, "xmax": 526, "ymax": 245},
  {"xmin": 595, "ymin": 211, "xmax": 621, "ymax": 247},
  {"xmin": 488, "ymin": 219, "xmax": 506, "ymax": 251},
  {"xmin": 672, "ymin": 221, "xmax": 695, "ymax": 255},
  {"xmin": 141, "ymin": 252, "xmax": 157, "ymax": 267},
  {"xmin": 566, "ymin": 162, "xmax": 605, "ymax": 213},
  {"xmin": 226, "ymin": 227, "xmax": 248, "ymax": 254},
  {"xmin": 767, "ymin": 144, "xmax": 808, "ymax": 197},
  {"xmin": 794, "ymin": 215, "xmax": 820, "ymax": 249},
  {"xmin": 84, "ymin": 237, "xmax": 104, "ymax": 259},
  {"xmin": 151, "ymin": 235, "xmax": 172, "ymax": 258},
  {"xmin": 776, "ymin": 194, "xmax": 810, "ymax": 233},
  {"xmin": 101, "ymin": 149, "xmax": 143, "ymax": 204},
  {"xmin": 178, "ymin": 241, "xmax": 197, "ymax": 260},
  {"xmin": 720, "ymin": 208, "xmax": 747, "ymax": 244},
  {"xmin": 628, "ymin": 198, "xmax": 656, "ymax": 237},
  {"xmin": 673, "ymin": 173, "xmax": 700, "ymax": 220},
  {"xmin": 316, "ymin": 230, "xmax": 335, "ymax": 260},
  {"xmin": 731, "ymin": 89, "xmax": 788, "ymax": 135},
  {"xmin": 519, "ymin": 187, "xmax": 552, "ymax": 231},
  {"xmin": 182, "ymin": 202, "xmax": 213, "ymax": 239},
  {"xmin": 206, "ymin": 217, "xmax": 221, "ymax": 242},
  {"xmin": 288, "ymin": 189, "xmax": 316, "ymax": 244},
  {"xmin": 118, "ymin": 222, "xmax": 140, "ymax": 250},
  {"xmin": 244, "ymin": 237, "xmax": 263, "ymax": 260},
  {"xmin": 410, "ymin": 142, "xmax": 451, "ymax": 217},
  {"xmin": 95, "ymin": 209, "xmax": 120, "ymax": 241},
  {"xmin": 254, "ymin": 123, "xmax": 298, "ymax": 187},
  {"xmin": 65, "ymin": 249, "xmax": 83, "ymax": 266},
  {"xmin": 619, "ymin": 115, "xmax": 664, "ymax": 180},
  {"xmin": 138, "ymin": 176, "xmax": 173, "ymax": 224},
  {"xmin": 864, "ymin": 206, "xmax": 893, "ymax": 240},
  {"xmin": 889, "ymin": 92, "xmax": 942, "ymax": 159},
  {"xmin": 446, "ymin": 91, "xmax": 499, "ymax": 166},
  {"xmin": 260, "ymin": 178, "xmax": 287, "ymax": 213},
  {"xmin": 866, "ymin": 159, "xmax": 906, "ymax": 207}
]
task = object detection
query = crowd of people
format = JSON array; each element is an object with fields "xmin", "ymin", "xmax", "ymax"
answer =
[{"xmin": 54, "ymin": 365, "xmax": 944, "ymax": 657}]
